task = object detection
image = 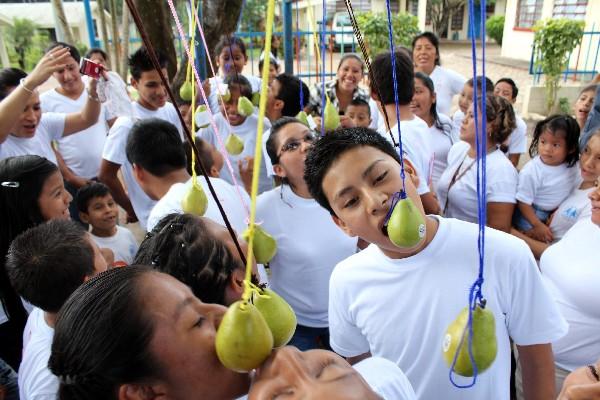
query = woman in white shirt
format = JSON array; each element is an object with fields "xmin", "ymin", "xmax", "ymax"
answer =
[
  {"xmin": 412, "ymin": 32, "xmax": 466, "ymax": 116},
  {"xmin": 437, "ymin": 94, "xmax": 518, "ymax": 232}
]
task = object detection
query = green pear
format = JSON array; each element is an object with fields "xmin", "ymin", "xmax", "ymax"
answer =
[
  {"xmin": 225, "ymin": 133, "xmax": 244, "ymax": 155},
  {"xmin": 323, "ymin": 99, "xmax": 340, "ymax": 131},
  {"xmin": 242, "ymin": 225, "xmax": 277, "ymax": 264},
  {"xmin": 253, "ymin": 288, "xmax": 297, "ymax": 347},
  {"xmin": 296, "ymin": 111, "xmax": 310, "ymax": 127},
  {"xmin": 194, "ymin": 104, "xmax": 211, "ymax": 128},
  {"xmin": 179, "ymin": 81, "xmax": 193, "ymax": 101},
  {"xmin": 217, "ymin": 83, "xmax": 231, "ymax": 102},
  {"xmin": 442, "ymin": 305, "xmax": 498, "ymax": 377},
  {"xmin": 386, "ymin": 196, "xmax": 426, "ymax": 248},
  {"xmin": 251, "ymin": 92, "xmax": 261, "ymax": 106},
  {"xmin": 216, "ymin": 301, "xmax": 274, "ymax": 372},
  {"xmin": 237, "ymin": 96, "xmax": 255, "ymax": 117},
  {"xmin": 180, "ymin": 182, "xmax": 208, "ymax": 216}
]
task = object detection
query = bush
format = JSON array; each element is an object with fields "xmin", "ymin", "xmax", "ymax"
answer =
[
  {"xmin": 355, "ymin": 12, "xmax": 420, "ymax": 57},
  {"xmin": 486, "ymin": 15, "xmax": 505, "ymax": 45}
]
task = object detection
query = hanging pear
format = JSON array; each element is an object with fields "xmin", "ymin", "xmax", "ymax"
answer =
[
  {"xmin": 242, "ymin": 225, "xmax": 277, "ymax": 264},
  {"xmin": 181, "ymin": 181, "xmax": 208, "ymax": 216},
  {"xmin": 323, "ymin": 99, "xmax": 340, "ymax": 131},
  {"xmin": 253, "ymin": 288, "xmax": 297, "ymax": 347},
  {"xmin": 442, "ymin": 304, "xmax": 498, "ymax": 377},
  {"xmin": 386, "ymin": 196, "xmax": 426, "ymax": 248},
  {"xmin": 296, "ymin": 111, "xmax": 310, "ymax": 127},
  {"xmin": 225, "ymin": 133, "xmax": 244, "ymax": 155},
  {"xmin": 218, "ymin": 84, "xmax": 231, "ymax": 102},
  {"xmin": 180, "ymin": 81, "xmax": 193, "ymax": 101},
  {"xmin": 215, "ymin": 301, "xmax": 274, "ymax": 372},
  {"xmin": 195, "ymin": 105, "xmax": 211, "ymax": 129},
  {"xmin": 251, "ymin": 92, "xmax": 261, "ymax": 106},
  {"xmin": 237, "ymin": 96, "xmax": 255, "ymax": 117}
]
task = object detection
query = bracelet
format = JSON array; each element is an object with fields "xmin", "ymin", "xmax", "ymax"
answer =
[
  {"xmin": 19, "ymin": 78, "xmax": 34, "ymax": 94},
  {"xmin": 88, "ymin": 94, "xmax": 100, "ymax": 102},
  {"xmin": 588, "ymin": 364, "xmax": 600, "ymax": 382}
]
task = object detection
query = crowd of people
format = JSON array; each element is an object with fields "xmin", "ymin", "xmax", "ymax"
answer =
[{"xmin": 0, "ymin": 29, "xmax": 599, "ymax": 400}]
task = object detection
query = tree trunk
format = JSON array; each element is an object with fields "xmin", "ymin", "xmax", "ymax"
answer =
[
  {"xmin": 51, "ymin": 0, "xmax": 75, "ymax": 44},
  {"xmin": 120, "ymin": 4, "xmax": 131, "ymax": 80},
  {"xmin": 109, "ymin": 0, "xmax": 121, "ymax": 71},
  {"xmin": 96, "ymin": 0, "xmax": 111, "ymax": 68}
]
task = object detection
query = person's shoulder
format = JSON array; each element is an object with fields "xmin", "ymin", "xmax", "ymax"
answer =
[
  {"xmin": 257, "ymin": 186, "xmax": 280, "ymax": 206},
  {"xmin": 354, "ymin": 357, "xmax": 416, "ymax": 400},
  {"xmin": 39, "ymin": 88, "xmax": 60, "ymax": 102},
  {"xmin": 332, "ymin": 244, "xmax": 379, "ymax": 276},
  {"xmin": 116, "ymin": 225, "xmax": 137, "ymax": 241},
  {"xmin": 448, "ymin": 140, "xmax": 469, "ymax": 159},
  {"xmin": 110, "ymin": 116, "xmax": 135, "ymax": 132},
  {"xmin": 437, "ymin": 66, "xmax": 466, "ymax": 81},
  {"xmin": 438, "ymin": 113, "xmax": 453, "ymax": 125}
]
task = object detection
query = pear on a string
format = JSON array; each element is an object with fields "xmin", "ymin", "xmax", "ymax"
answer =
[
  {"xmin": 194, "ymin": 104, "xmax": 211, "ymax": 129},
  {"xmin": 386, "ymin": 192, "xmax": 426, "ymax": 248},
  {"xmin": 242, "ymin": 225, "xmax": 277, "ymax": 264},
  {"xmin": 251, "ymin": 92, "xmax": 261, "ymax": 106},
  {"xmin": 179, "ymin": 81, "xmax": 193, "ymax": 101},
  {"xmin": 252, "ymin": 288, "xmax": 296, "ymax": 347},
  {"xmin": 180, "ymin": 180, "xmax": 208, "ymax": 216},
  {"xmin": 323, "ymin": 98, "xmax": 340, "ymax": 131},
  {"xmin": 225, "ymin": 133, "xmax": 244, "ymax": 155},
  {"xmin": 296, "ymin": 111, "xmax": 310, "ymax": 127},
  {"xmin": 237, "ymin": 96, "xmax": 255, "ymax": 117}
]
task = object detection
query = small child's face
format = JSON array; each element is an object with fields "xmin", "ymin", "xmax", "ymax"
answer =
[
  {"xmin": 262, "ymin": 63, "xmax": 279, "ymax": 84},
  {"xmin": 458, "ymin": 83, "xmax": 473, "ymax": 113},
  {"xmin": 346, "ymin": 105, "xmax": 371, "ymax": 128},
  {"xmin": 322, "ymin": 145, "xmax": 424, "ymax": 256},
  {"xmin": 574, "ymin": 89, "xmax": 595, "ymax": 126},
  {"xmin": 209, "ymin": 143, "xmax": 225, "ymax": 177},
  {"xmin": 220, "ymin": 85, "xmax": 247, "ymax": 126},
  {"xmin": 493, "ymin": 82, "xmax": 515, "ymax": 104},
  {"xmin": 580, "ymin": 135, "xmax": 600, "ymax": 184},
  {"xmin": 81, "ymin": 194, "xmax": 119, "ymax": 232},
  {"xmin": 218, "ymin": 45, "xmax": 247, "ymax": 76},
  {"xmin": 538, "ymin": 129, "xmax": 569, "ymax": 166}
]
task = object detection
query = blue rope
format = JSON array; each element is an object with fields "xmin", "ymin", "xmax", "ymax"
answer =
[
  {"xmin": 320, "ymin": 0, "xmax": 327, "ymax": 136},
  {"xmin": 296, "ymin": 1, "xmax": 304, "ymax": 110},
  {"xmin": 448, "ymin": 0, "xmax": 488, "ymax": 389},
  {"xmin": 383, "ymin": 0, "xmax": 406, "ymax": 196}
]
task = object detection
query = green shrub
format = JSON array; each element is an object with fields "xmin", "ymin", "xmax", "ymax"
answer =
[
  {"xmin": 355, "ymin": 12, "xmax": 420, "ymax": 57},
  {"xmin": 486, "ymin": 15, "xmax": 505, "ymax": 45}
]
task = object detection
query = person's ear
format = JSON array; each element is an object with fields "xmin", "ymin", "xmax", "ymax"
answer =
[
  {"xmin": 331, "ymin": 214, "xmax": 356, "ymax": 237},
  {"xmin": 132, "ymin": 164, "xmax": 145, "ymax": 184},
  {"xmin": 79, "ymin": 211, "xmax": 90, "ymax": 224},
  {"xmin": 274, "ymin": 99, "xmax": 284, "ymax": 112},
  {"xmin": 370, "ymin": 90, "xmax": 380, "ymax": 102},
  {"xmin": 130, "ymin": 77, "xmax": 138, "ymax": 90},
  {"xmin": 402, "ymin": 158, "xmax": 421, "ymax": 189},
  {"xmin": 209, "ymin": 166, "xmax": 220, "ymax": 178},
  {"xmin": 431, "ymin": 91, "xmax": 437, "ymax": 105},
  {"xmin": 223, "ymin": 268, "xmax": 245, "ymax": 305},
  {"xmin": 118, "ymin": 383, "xmax": 166, "ymax": 400},
  {"xmin": 272, "ymin": 163, "xmax": 286, "ymax": 179}
]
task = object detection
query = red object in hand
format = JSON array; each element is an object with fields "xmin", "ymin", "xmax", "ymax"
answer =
[{"xmin": 79, "ymin": 58, "xmax": 104, "ymax": 79}]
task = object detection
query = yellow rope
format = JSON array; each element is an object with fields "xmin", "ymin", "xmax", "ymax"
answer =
[{"xmin": 189, "ymin": 0, "xmax": 197, "ymax": 185}]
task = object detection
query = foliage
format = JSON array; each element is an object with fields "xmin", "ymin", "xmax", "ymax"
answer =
[
  {"xmin": 427, "ymin": 0, "xmax": 496, "ymax": 38},
  {"xmin": 238, "ymin": 0, "xmax": 267, "ymax": 32},
  {"xmin": 533, "ymin": 18, "xmax": 585, "ymax": 113},
  {"xmin": 558, "ymin": 97, "xmax": 571, "ymax": 115},
  {"xmin": 486, "ymin": 15, "xmax": 504, "ymax": 45},
  {"xmin": 5, "ymin": 18, "xmax": 49, "ymax": 70},
  {"xmin": 355, "ymin": 12, "xmax": 420, "ymax": 57}
]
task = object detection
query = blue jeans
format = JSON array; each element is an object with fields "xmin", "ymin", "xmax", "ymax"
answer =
[
  {"xmin": 513, "ymin": 205, "xmax": 552, "ymax": 231},
  {"xmin": 288, "ymin": 325, "xmax": 331, "ymax": 351},
  {"xmin": 0, "ymin": 358, "xmax": 19, "ymax": 400}
]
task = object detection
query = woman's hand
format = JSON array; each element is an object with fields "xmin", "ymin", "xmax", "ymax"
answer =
[
  {"xmin": 527, "ymin": 222, "xmax": 553, "ymax": 243},
  {"xmin": 238, "ymin": 156, "xmax": 254, "ymax": 193},
  {"xmin": 25, "ymin": 47, "xmax": 72, "ymax": 89}
]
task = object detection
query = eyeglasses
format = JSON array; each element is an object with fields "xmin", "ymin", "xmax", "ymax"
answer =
[{"xmin": 278, "ymin": 132, "xmax": 317, "ymax": 156}]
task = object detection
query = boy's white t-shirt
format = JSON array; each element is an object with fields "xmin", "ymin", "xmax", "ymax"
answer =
[
  {"xmin": 549, "ymin": 186, "xmax": 594, "ymax": 241},
  {"xmin": 437, "ymin": 141, "xmax": 518, "ymax": 223},
  {"xmin": 90, "ymin": 226, "xmax": 139, "ymax": 266},
  {"xmin": 451, "ymin": 109, "xmax": 464, "ymax": 140},
  {"xmin": 256, "ymin": 185, "xmax": 357, "ymax": 327},
  {"xmin": 516, "ymin": 156, "xmax": 580, "ymax": 211},
  {"xmin": 131, "ymin": 101, "xmax": 184, "ymax": 139},
  {"xmin": 206, "ymin": 75, "xmax": 262, "ymax": 114},
  {"xmin": 505, "ymin": 115, "xmax": 527, "ymax": 155},
  {"xmin": 199, "ymin": 112, "xmax": 273, "ymax": 193},
  {"xmin": 102, "ymin": 117, "xmax": 157, "ymax": 230},
  {"xmin": 421, "ymin": 113, "xmax": 457, "ymax": 189},
  {"xmin": 19, "ymin": 308, "xmax": 57, "ymax": 400},
  {"xmin": 430, "ymin": 66, "xmax": 466, "ymax": 116},
  {"xmin": 329, "ymin": 216, "xmax": 568, "ymax": 400},
  {"xmin": 0, "ymin": 112, "xmax": 65, "ymax": 164},
  {"xmin": 541, "ymin": 218, "xmax": 600, "ymax": 371},
  {"xmin": 354, "ymin": 357, "xmax": 416, "ymax": 400},
  {"xmin": 40, "ymin": 88, "xmax": 108, "ymax": 178}
]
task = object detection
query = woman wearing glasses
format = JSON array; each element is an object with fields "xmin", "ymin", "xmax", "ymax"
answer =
[{"xmin": 257, "ymin": 117, "xmax": 358, "ymax": 351}]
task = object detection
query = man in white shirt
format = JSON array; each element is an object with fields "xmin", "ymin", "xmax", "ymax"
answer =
[
  {"xmin": 99, "ymin": 47, "xmax": 183, "ymax": 230},
  {"xmin": 494, "ymin": 78, "xmax": 528, "ymax": 167},
  {"xmin": 5, "ymin": 220, "xmax": 107, "ymax": 400}
]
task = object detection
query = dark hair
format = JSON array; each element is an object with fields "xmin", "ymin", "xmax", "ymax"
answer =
[
  {"xmin": 49, "ymin": 266, "xmax": 162, "ymax": 400},
  {"xmin": 129, "ymin": 46, "xmax": 168, "ymax": 80},
  {"xmin": 579, "ymin": 83, "xmax": 598, "ymax": 96},
  {"xmin": 134, "ymin": 213, "xmax": 253, "ymax": 305},
  {"xmin": 529, "ymin": 114, "xmax": 580, "ymax": 167},
  {"xmin": 0, "ymin": 68, "xmax": 27, "ymax": 101},
  {"xmin": 258, "ymin": 57, "xmax": 279, "ymax": 73},
  {"xmin": 85, "ymin": 47, "xmax": 108, "ymax": 62},
  {"xmin": 412, "ymin": 32, "xmax": 441, "ymax": 66},
  {"xmin": 337, "ymin": 54, "xmax": 365, "ymax": 73},
  {"xmin": 77, "ymin": 182, "xmax": 111, "ymax": 213},
  {"xmin": 46, "ymin": 42, "xmax": 81, "ymax": 63},
  {"xmin": 466, "ymin": 76, "xmax": 494, "ymax": 94},
  {"xmin": 370, "ymin": 51, "xmax": 414, "ymax": 105},
  {"xmin": 125, "ymin": 118, "xmax": 185, "ymax": 177},
  {"xmin": 274, "ymin": 73, "xmax": 310, "ymax": 117},
  {"xmin": 414, "ymin": 72, "xmax": 451, "ymax": 134},
  {"xmin": 6, "ymin": 220, "xmax": 95, "ymax": 313},
  {"xmin": 215, "ymin": 35, "xmax": 248, "ymax": 63},
  {"xmin": 304, "ymin": 127, "xmax": 401, "ymax": 214},
  {"xmin": 183, "ymin": 137, "xmax": 214, "ymax": 176},
  {"xmin": 347, "ymin": 98, "xmax": 371, "ymax": 116},
  {"xmin": 495, "ymin": 78, "xmax": 518, "ymax": 99},
  {"xmin": 475, "ymin": 94, "xmax": 516, "ymax": 145},
  {"xmin": 0, "ymin": 156, "xmax": 59, "ymax": 324},
  {"xmin": 223, "ymin": 74, "xmax": 253, "ymax": 99},
  {"xmin": 265, "ymin": 116, "xmax": 304, "ymax": 166}
]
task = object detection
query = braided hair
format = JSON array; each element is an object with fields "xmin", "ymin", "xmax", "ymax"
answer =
[{"xmin": 479, "ymin": 94, "xmax": 516, "ymax": 146}]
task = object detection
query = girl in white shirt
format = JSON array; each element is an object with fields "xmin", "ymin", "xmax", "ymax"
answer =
[
  {"xmin": 437, "ymin": 94, "xmax": 518, "ymax": 232},
  {"xmin": 410, "ymin": 72, "xmax": 456, "ymax": 191},
  {"xmin": 514, "ymin": 115, "xmax": 581, "ymax": 242}
]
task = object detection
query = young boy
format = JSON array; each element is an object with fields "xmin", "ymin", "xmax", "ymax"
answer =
[
  {"xmin": 99, "ymin": 47, "xmax": 183, "ymax": 230},
  {"xmin": 452, "ymin": 76, "xmax": 494, "ymax": 139},
  {"xmin": 303, "ymin": 127, "xmax": 567, "ymax": 400},
  {"xmin": 77, "ymin": 182, "xmax": 139, "ymax": 267},
  {"xmin": 258, "ymin": 56, "xmax": 280, "ymax": 85},
  {"xmin": 494, "ymin": 78, "xmax": 528, "ymax": 167},
  {"xmin": 346, "ymin": 98, "xmax": 372, "ymax": 128},
  {"xmin": 198, "ymin": 74, "xmax": 272, "ymax": 194},
  {"xmin": 6, "ymin": 220, "xmax": 107, "ymax": 399}
]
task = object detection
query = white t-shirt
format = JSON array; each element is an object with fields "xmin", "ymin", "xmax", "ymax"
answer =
[
  {"xmin": 90, "ymin": 226, "xmax": 138, "ymax": 266},
  {"xmin": 199, "ymin": 112, "xmax": 273, "ymax": 193},
  {"xmin": 102, "ymin": 117, "xmax": 157, "ymax": 230},
  {"xmin": 329, "ymin": 216, "xmax": 568, "ymax": 400},
  {"xmin": 516, "ymin": 156, "xmax": 580, "ymax": 211},
  {"xmin": 206, "ymin": 75, "xmax": 262, "ymax": 115},
  {"xmin": 19, "ymin": 308, "xmax": 58, "ymax": 400},
  {"xmin": 354, "ymin": 357, "xmax": 416, "ymax": 400},
  {"xmin": 422, "ymin": 113, "xmax": 457, "ymax": 189},
  {"xmin": 430, "ymin": 66, "xmax": 466, "ymax": 116},
  {"xmin": 131, "ymin": 101, "xmax": 184, "ymax": 139},
  {"xmin": 549, "ymin": 186, "xmax": 594, "ymax": 241},
  {"xmin": 0, "ymin": 113, "xmax": 65, "ymax": 164},
  {"xmin": 451, "ymin": 110, "xmax": 464, "ymax": 140},
  {"xmin": 40, "ymin": 88, "xmax": 109, "ymax": 178},
  {"xmin": 541, "ymin": 218, "xmax": 600, "ymax": 371},
  {"xmin": 437, "ymin": 141, "xmax": 518, "ymax": 223},
  {"xmin": 505, "ymin": 115, "xmax": 527, "ymax": 155},
  {"xmin": 368, "ymin": 97, "xmax": 384, "ymax": 131},
  {"xmin": 256, "ymin": 185, "xmax": 357, "ymax": 327}
]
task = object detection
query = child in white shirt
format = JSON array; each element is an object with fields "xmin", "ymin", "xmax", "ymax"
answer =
[
  {"xmin": 452, "ymin": 76, "xmax": 494, "ymax": 140},
  {"xmin": 494, "ymin": 78, "xmax": 527, "ymax": 167}
]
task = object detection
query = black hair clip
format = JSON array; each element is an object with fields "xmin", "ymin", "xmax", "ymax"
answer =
[{"xmin": 1, "ymin": 181, "xmax": 19, "ymax": 188}]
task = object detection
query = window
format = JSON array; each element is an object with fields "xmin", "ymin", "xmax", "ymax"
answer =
[
  {"xmin": 451, "ymin": 6, "xmax": 464, "ymax": 31},
  {"xmin": 515, "ymin": 0, "xmax": 543, "ymax": 29},
  {"xmin": 553, "ymin": 0, "xmax": 588, "ymax": 20}
]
